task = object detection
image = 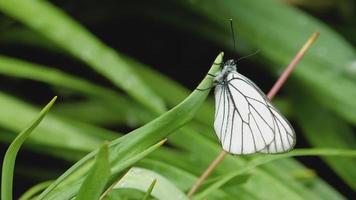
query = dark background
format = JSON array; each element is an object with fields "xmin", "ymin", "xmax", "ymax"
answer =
[{"xmin": 0, "ymin": 0, "xmax": 355, "ymax": 198}]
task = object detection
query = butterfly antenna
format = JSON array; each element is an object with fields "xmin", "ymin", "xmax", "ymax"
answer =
[
  {"xmin": 229, "ymin": 19, "xmax": 259, "ymax": 63},
  {"xmin": 229, "ymin": 19, "xmax": 236, "ymax": 51},
  {"xmin": 236, "ymin": 49, "xmax": 260, "ymax": 63}
]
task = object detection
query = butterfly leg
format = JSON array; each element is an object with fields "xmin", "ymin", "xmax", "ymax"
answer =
[
  {"xmin": 207, "ymin": 73, "xmax": 216, "ymax": 77},
  {"xmin": 196, "ymin": 81, "xmax": 223, "ymax": 91},
  {"xmin": 196, "ymin": 86, "xmax": 215, "ymax": 91}
]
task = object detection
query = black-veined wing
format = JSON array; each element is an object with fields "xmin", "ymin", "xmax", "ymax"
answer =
[{"xmin": 214, "ymin": 71, "xmax": 295, "ymax": 154}]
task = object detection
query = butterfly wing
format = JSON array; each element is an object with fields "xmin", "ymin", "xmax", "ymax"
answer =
[
  {"xmin": 259, "ymin": 102, "xmax": 296, "ymax": 153},
  {"xmin": 214, "ymin": 71, "xmax": 295, "ymax": 154}
]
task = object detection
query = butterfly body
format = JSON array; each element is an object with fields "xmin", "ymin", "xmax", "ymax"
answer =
[{"xmin": 213, "ymin": 60, "xmax": 296, "ymax": 155}]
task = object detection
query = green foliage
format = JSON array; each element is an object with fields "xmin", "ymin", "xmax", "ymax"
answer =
[
  {"xmin": 37, "ymin": 54, "xmax": 222, "ymax": 200},
  {"xmin": 1, "ymin": 97, "xmax": 56, "ymax": 200},
  {"xmin": 76, "ymin": 143, "xmax": 110, "ymax": 200},
  {"xmin": 112, "ymin": 167, "xmax": 188, "ymax": 200},
  {"xmin": 18, "ymin": 181, "xmax": 53, "ymax": 200},
  {"xmin": 143, "ymin": 179, "xmax": 156, "ymax": 200},
  {"xmin": 0, "ymin": 0, "xmax": 355, "ymax": 199}
]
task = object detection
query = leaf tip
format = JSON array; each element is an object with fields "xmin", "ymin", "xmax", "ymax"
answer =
[
  {"xmin": 219, "ymin": 51, "xmax": 224, "ymax": 58},
  {"xmin": 158, "ymin": 138, "xmax": 168, "ymax": 145}
]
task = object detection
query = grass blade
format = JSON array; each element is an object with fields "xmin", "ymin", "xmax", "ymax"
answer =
[
  {"xmin": 38, "ymin": 53, "xmax": 223, "ymax": 199},
  {"xmin": 1, "ymin": 96, "xmax": 57, "ymax": 200},
  {"xmin": 0, "ymin": 55, "xmax": 153, "ymax": 124},
  {"xmin": 292, "ymin": 91, "xmax": 356, "ymax": 189},
  {"xmin": 142, "ymin": 179, "xmax": 156, "ymax": 200},
  {"xmin": 194, "ymin": 148, "xmax": 356, "ymax": 199},
  {"xmin": 19, "ymin": 181, "xmax": 53, "ymax": 200},
  {"xmin": 0, "ymin": 92, "xmax": 102, "ymax": 151},
  {"xmin": 76, "ymin": 143, "xmax": 110, "ymax": 200},
  {"xmin": 44, "ymin": 139, "xmax": 167, "ymax": 200},
  {"xmin": 112, "ymin": 167, "xmax": 188, "ymax": 200},
  {"xmin": 0, "ymin": 0, "xmax": 165, "ymax": 114}
]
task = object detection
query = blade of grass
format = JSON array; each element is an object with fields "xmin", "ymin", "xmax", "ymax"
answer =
[
  {"xmin": 169, "ymin": 127, "xmax": 340, "ymax": 200},
  {"xmin": 194, "ymin": 148, "xmax": 356, "ymax": 200},
  {"xmin": 138, "ymin": 159, "xmax": 242, "ymax": 199},
  {"xmin": 1, "ymin": 96, "xmax": 57, "ymax": 200},
  {"xmin": 260, "ymin": 159, "xmax": 345, "ymax": 200},
  {"xmin": 112, "ymin": 167, "xmax": 188, "ymax": 200},
  {"xmin": 142, "ymin": 179, "xmax": 156, "ymax": 200},
  {"xmin": 53, "ymin": 100, "xmax": 150, "ymax": 126},
  {"xmin": 0, "ymin": 55, "xmax": 153, "ymax": 125},
  {"xmin": 19, "ymin": 181, "xmax": 53, "ymax": 200},
  {"xmin": 0, "ymin": 0, "xmax": 165, "ymax": 114},
  {"xmin": 44, "ymin": 139, "xmax": 167, "ymax": 200},
  {"xmin": 76, "ymin": 143, "xmax": 110, "ymax": 200},
  {"xmin": 38, "ymin": 53, "xmax": 223, "ymax": 199},
  {"xmin": 0, "ymin": 92, "xmax": 102, "ymax": 151},
  {"xmin": 292, "ymin": 89, "xmax": 356, "ymax": 189}
]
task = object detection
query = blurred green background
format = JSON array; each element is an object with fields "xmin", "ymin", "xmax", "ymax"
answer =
[{"xmin": 0, "ymin": 0, "xmax": 355, "ymax": 199}]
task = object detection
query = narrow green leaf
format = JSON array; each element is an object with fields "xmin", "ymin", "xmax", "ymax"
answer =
[
  {"xmin": 142, "ymin": 179, "xmax": 156, "ymax": 200},
  {"xmin": 194, "ymin": 148, "xmax": 356, "ymax": 199},
  {"xmin": 127, "ymin": 57, "xmax": 214, "ymax": 126},
  {"xmin": 0, "ymin": 0, "xmax": 165, "ymax": 114},
  {"xmin": 19, "ymin": 181, "xmax": 53, "ymax": 200},
  {"xmin": 167, "ymin": 122, "xmax": 342, "ymax": 199},
  {"xmin": 1, "ymin": 96, "xmax": 57, "ymax": 200},
  {"xmin": 292, "ymin": 90, "xmax": 356, "ymax": 189},
  {"xmin": 112, "ymin": 167, "xmax": 188, "ymax": 200},
  {"xmin": 76, "ymin": 143, "xmax": 110, "ymax": 200},
  {"xmin": 0, "ymin": 55, "xmax": 153, "ymax": 125},
  {"xmin": 105, "ymin": 188, "xmax": 146, "ymax": 200},
  {"xmin": 0, "ymin": 92, "xmax": 102, "ymax": 151},
  {"xmin": 43, "ymin": 139, "xmax": 167, "ymax": 200},
  {"xmin": 38, "ymin": 53, "xmax": 223, "ymax": 199}
]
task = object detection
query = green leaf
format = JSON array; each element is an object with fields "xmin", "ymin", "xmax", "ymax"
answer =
[
  {"xmin": 168, "ymin": 126, "xmax": 344, "ymax": 199},
  {"xmin": 104, "ymin": 188, "xmax": 146, "ymax": 200},
  {"xmin": 112, "ymin": 167, "xmax": 188, "ymax": 200},
  {"xmin": 142, "ymin": 179, "xmax": 156, "ymax": 200},
  {"xmin": 292, "ymin": 91, "xmax": 356, "ymax": 189},
  {"xmin": 1, "ymin": 96, "xmax": 57, "ymax": 200},
  {"xmin": 38, "ymin": 53, "xmax": 223, "ymax": 199},
  {"xmin": 194, "ymin": 148, "xmax": 356, "ymax": 199},
  {"xmin": 19, "ymin": 181, "xmax": 53, "ymax": 200},
  {"xmin": 0, "ymin": 0, "xmax": 165, "ymax": 114},
  {"xmin": 0, "ymin": 92, "xmax": 102, "ymax": 152},
  {"xmin": 127, "ymin": 57, "xmax": 215, "ymax": 126},
  {"xmin": 76, "ymin": 142, "xmax": 110, "ymax": 200},
  {"xmin": 43, "ymin": 139, "xmax": 167, "ymax": 200},
  {"xmin": 0, "ymin": 55, "xmax": 153, "ymax": 126}
]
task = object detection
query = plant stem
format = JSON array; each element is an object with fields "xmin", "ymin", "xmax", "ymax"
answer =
[
  {"xmin": 187, "ymin": 32, "xmax": 319, "ymax": 198},
  {"xmin": 267, "ymin": 32, "xmax": 320, "ymax": 99}
]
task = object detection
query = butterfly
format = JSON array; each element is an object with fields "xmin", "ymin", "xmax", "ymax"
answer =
[{"xmin": 213, "ymin": 59, "xmax": 296, "ymax": 154}]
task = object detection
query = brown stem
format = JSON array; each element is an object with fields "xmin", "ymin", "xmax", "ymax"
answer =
[{"xmin": 187, "ymin": 32, "xmax": 319, "ymax": 198}]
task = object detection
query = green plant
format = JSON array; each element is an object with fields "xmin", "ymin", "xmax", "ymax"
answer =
[{"xmin": 0, "ymin": 0, "xmax": 355, "ymax": 199}]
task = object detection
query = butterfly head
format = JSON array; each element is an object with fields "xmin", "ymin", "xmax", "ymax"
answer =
[
  {"xmin": 214, "ymin": 59, "xmax": 237, "ymax": 84},
  {"xmin": 221, "ymin": 59, "xmax": 237, "ymax": 74},
  {"xmin": 223, "ymin": 59, "xmax": 236, "ymax": 68}
]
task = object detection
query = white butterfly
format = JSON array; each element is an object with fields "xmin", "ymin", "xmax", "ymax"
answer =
[{"xmin": 213, "ymin": 59, "xmax": 296, "ymax": 154}]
